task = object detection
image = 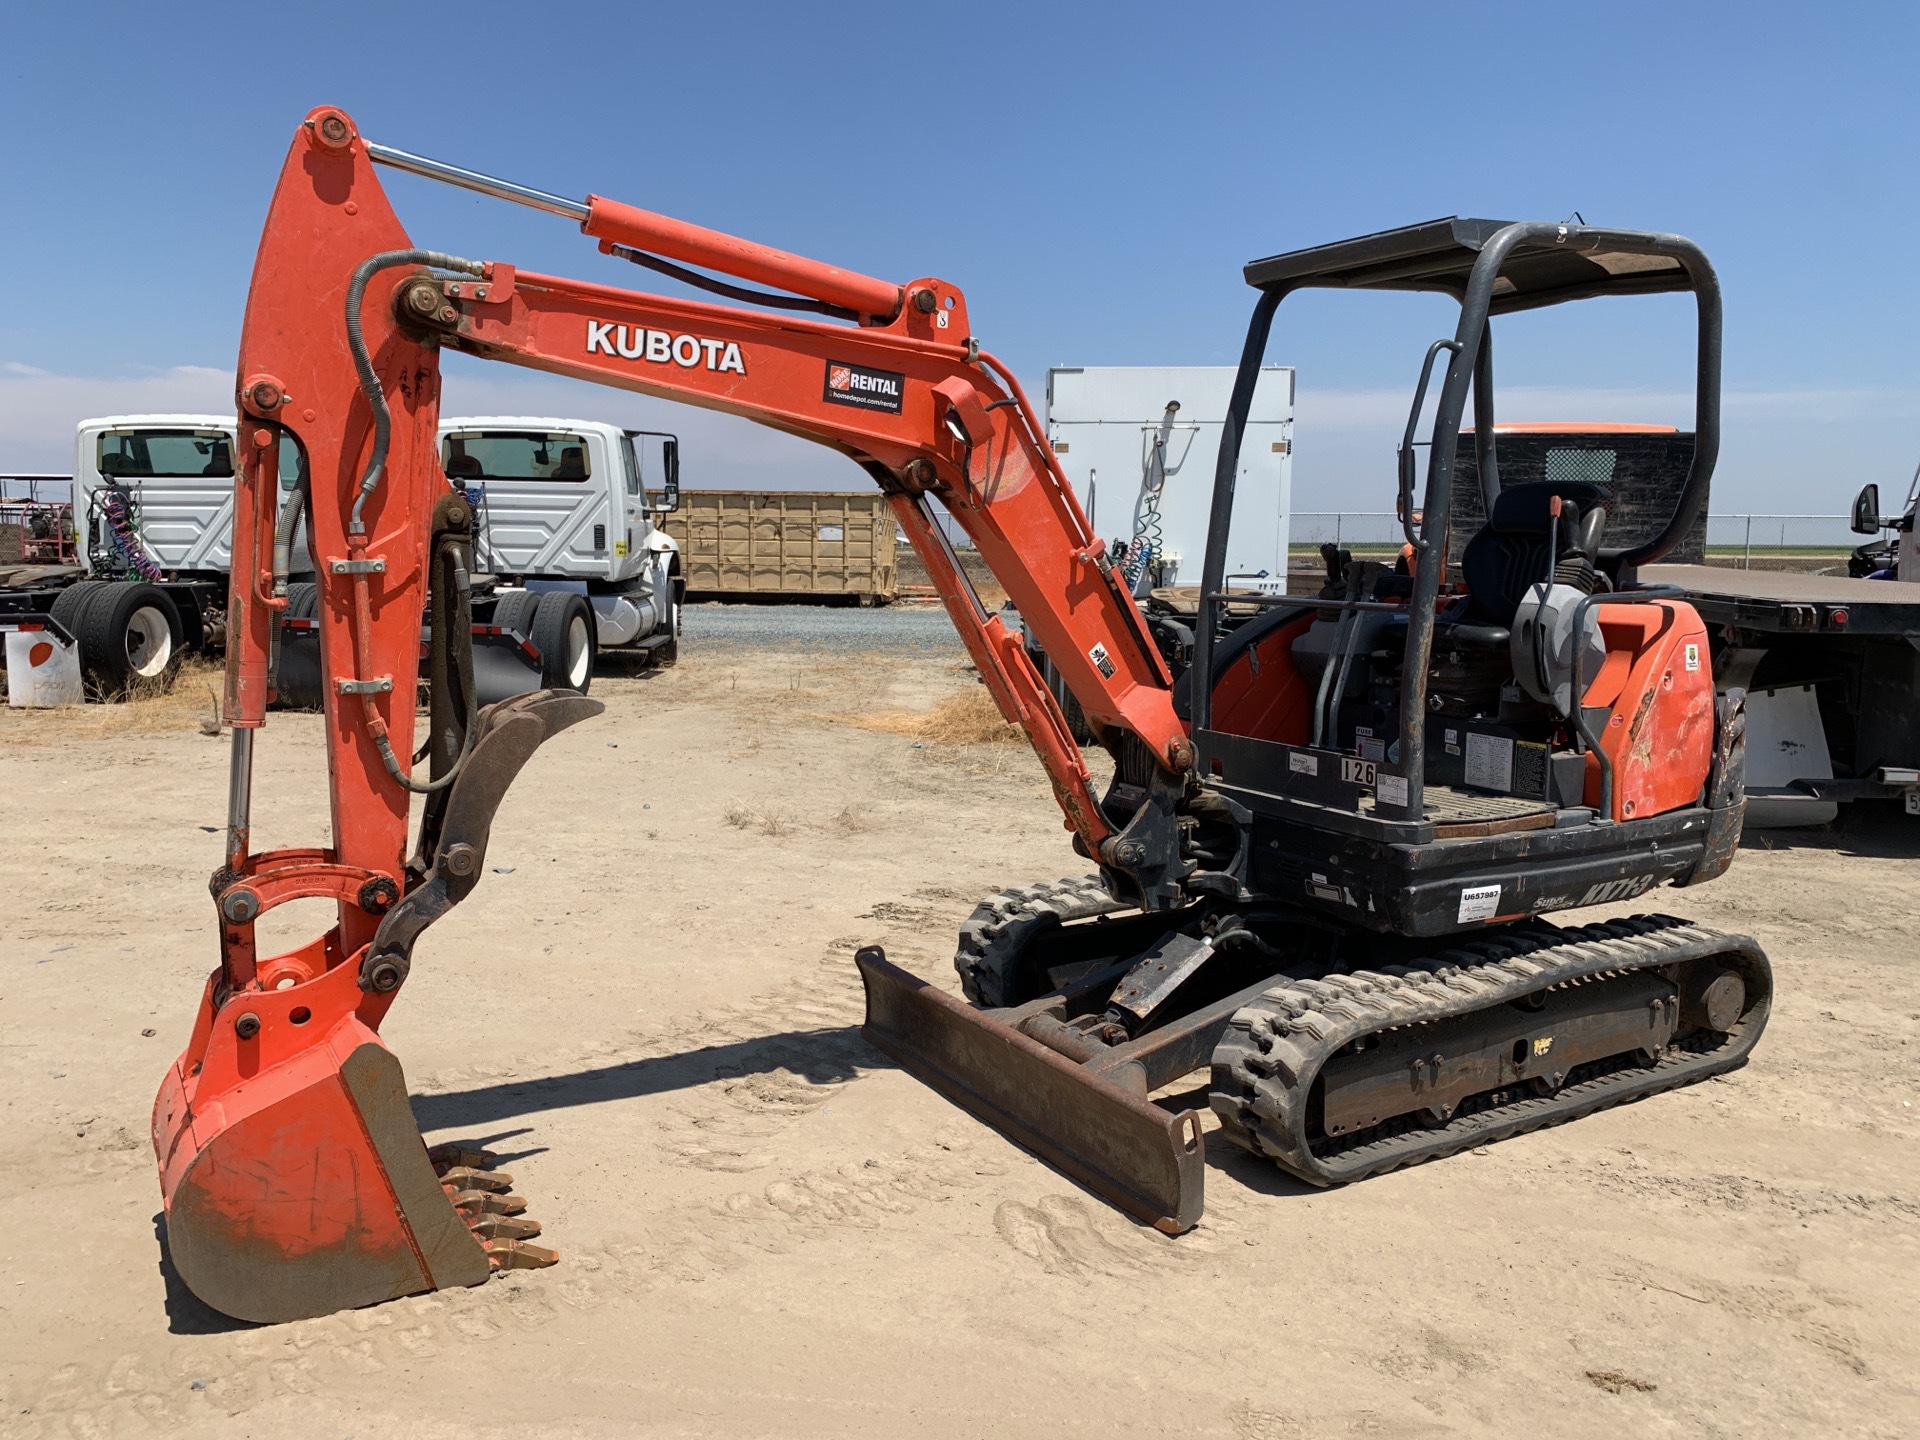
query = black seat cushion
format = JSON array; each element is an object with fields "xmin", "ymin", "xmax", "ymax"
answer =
[{"xmin": 1460, "ymin": 480, "xmax": 1612, "ymax": 625}]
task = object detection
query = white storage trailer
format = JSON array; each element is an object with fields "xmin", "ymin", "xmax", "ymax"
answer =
[{"xmin": 1045, "ymin": 365, "xmax": 1294, "ymax": 595}]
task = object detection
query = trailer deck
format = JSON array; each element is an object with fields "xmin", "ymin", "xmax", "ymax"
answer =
[{"xmin": 1644, "ymin": 563, "xmax": 1920, "ymax": 634}]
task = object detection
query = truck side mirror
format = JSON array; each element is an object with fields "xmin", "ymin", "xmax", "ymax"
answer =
[
  {"xmin": 659, "ymin": 438, "xmax": 680, "ymax": 512},
  {"xmin": 1851, "ymin": 482, "xmax": 1882, "ymax": 535}
]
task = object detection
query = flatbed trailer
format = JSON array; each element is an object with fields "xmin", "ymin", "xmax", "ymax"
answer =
[{"xmin": 1644, "ymin": 563, "xmax": 1920, "ymax": 824}]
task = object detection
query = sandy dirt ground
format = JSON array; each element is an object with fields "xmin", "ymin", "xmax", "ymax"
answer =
[{"xmin": 1, "ymin": 617, "xmax": 1916, "ymax": 1439}]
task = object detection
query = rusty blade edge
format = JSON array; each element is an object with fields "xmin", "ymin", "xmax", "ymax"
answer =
[{"xmin": 855, "ymin": 949, "xmax": 1204, "ymax": 1235}]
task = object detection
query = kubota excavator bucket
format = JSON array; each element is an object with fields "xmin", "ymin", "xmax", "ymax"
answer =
[
  {"xmin": 154, "ymin": 691, "xmax": 596, "ymax": 1324},
  {"xmin": 153, "ymin": 989, "xmax": 493, "ymax": 1322}
]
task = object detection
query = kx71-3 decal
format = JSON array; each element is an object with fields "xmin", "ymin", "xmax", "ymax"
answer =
[{"xmin": 586, "ymin": 321, "xmax": 746, "ymax": 374}]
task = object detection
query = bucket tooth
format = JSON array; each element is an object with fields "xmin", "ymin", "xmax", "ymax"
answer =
[
  {"xmin": 427, "ymin": 1143, "xmax": 501, "ymax": 1171},
  {"xmin": 449, "ymin": 1189, "xmax": 529, "ymax": 1216},
  {"xmin": 467, "ymin": 1213, "xmax": 544, "ymax": 1241},
  {"xmin": 485, "ymin": 1239, "xmax": 559, "ymax": 1271},
  {"xmin": 437, "ymin": 1165, "xmax": 513, "ymax": 1192}
]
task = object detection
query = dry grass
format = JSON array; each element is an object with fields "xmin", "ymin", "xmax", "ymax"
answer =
[
  {"xmin": 0, "ymin": 657, "xmax": 228, "ymax": 745},
  {"xmin": 721, "ymin": 800, "xmax": 876, "ymax": 841},
  {"xmin": 1584, "ymin": 1369, "xmax": 1658, "ymax": 1395},
  {"xmin": 837, "ymin": 686, "xmax": 1021, "ymax": 746},
  {"xmin": 723, "ymin": 799, "xmax": 798, "ymax": 836},
  {"xmin": 829, "ymin": 804, "xmax": 873, "ymax": 835}
]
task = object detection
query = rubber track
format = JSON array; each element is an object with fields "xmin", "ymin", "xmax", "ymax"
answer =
[
  {"xmin": 1210, "ymin": 913, "xmax": 1772, "ymax": 1186},
  {"xmin": 954, "ymin": 875, "xmax": 1129, "ymax": 1006}
]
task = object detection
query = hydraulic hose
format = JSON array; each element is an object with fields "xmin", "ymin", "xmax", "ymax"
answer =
[
  {"xmin": 342, "ymin": 248, "xmax": 485, "ymax": 794},
  {"xmin": 345, "ymin": 248, "xmax": 485, "ymax": 534},
  {"xmin": 370, "ymin": 550, "xmax": 478, "ymax": 796},
  {"xmin": 271, "ymin": 439, "xmax": 308, "ymax": 598}
]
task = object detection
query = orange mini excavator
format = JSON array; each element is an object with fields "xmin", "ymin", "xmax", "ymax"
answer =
[{"xmin": 156, "ymin": 109, "xmax": 1769, "ymax": 1323}]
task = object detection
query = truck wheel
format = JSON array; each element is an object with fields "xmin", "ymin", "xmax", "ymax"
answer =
[
  {"xmin": 273, "ymin": 583, "xmax": 324, "ymax": 711},
  {"xmin": 80, "ymin": 582, "xmax": 183, "ymax": 698},
  {"xmin": 1063, "ymin": 691, "xmax": 1093, "ymax": 746},
  {"xmin": 286, "ymin": 581, "xmax": 320, "ymax": 620},
  {"xmin": 654, "ymin": 582, "xmax": 683, "ymax": 669},
  {"xmin": 49, "ymin": 580, "xmax": 109, "ymax": 640},
  {"xmin": 531, "ymin": 591, "xmax": 595, "ymax": 693},
  {"xmin": 491, "ymin": 589, "xmax": 539, "ymax": 638}
]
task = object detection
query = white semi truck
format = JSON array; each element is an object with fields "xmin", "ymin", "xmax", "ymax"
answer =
[
  {"xmin": 0, "ymin": 414, "xmax": 682, "ymax": 705},
  {"xmin": 0, "ymin": 416, "xmax": 266, "ymax": 701},
  {"xmin": 443, "ymin": 415, "xmax": 683, "ymax": 673}
]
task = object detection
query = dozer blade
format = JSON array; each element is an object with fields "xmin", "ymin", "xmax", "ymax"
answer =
[
  {"xmin": 154, "ymin": 690, "xmax": 595, "ymax": 1323},
  {"xmin": 856, "ymin": 947, "xmax": 1204, "ymax": 1235}
]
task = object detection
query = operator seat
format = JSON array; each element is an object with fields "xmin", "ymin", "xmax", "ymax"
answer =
[
  {"xmin": 554, "ymin": 446, "xmax": 587, "ymax": 480},
  {"xmin": 1457, "ymin": 479, "xmax": 1612, "ymax": 628},
  {"xmin": 1398, "ymin": 479, "xmax": 1614, "ymax": 717},
  {"xmin": 444, "ymin": 454, "xmax": 482, "ymax": 480}
]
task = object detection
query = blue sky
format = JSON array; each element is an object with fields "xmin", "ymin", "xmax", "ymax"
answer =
[{"xmin": 2, "ymin": 1, "xmax": 1914, "ymax": 520}]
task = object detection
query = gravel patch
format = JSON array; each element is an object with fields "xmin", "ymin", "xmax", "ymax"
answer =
[{"xmin": 684, "ymin": 602, "xmax": 965, "ymax": 654}]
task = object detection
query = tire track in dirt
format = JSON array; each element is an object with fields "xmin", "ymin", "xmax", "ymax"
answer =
[
  {"xmin": 7, "ymin": 880, "xmax": 1254, "ymax": 1432},
  {"xmin": 1, "ymin": 895, "xmax": 981, "ymax": 1434},
  {"xmin": 3, "ymin": 1239, "xmax": 666, "ymax": 1436},
  {"xmin": 411, "ymin": 882, "xmax": 983, "ymax": 1178}
]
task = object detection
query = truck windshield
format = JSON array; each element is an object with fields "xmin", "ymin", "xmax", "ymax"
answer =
[
  {"xmin": 99, "ymin": 430, "xmax": 233, "ymax": 479},
  {"xmin": 442, "ymin": 432, "xmax": 591, "ymax": 483}
]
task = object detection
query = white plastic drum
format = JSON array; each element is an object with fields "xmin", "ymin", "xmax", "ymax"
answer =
[{"xmin": 5, "ymin": 630, "xmax": 85, "ymax": 707}]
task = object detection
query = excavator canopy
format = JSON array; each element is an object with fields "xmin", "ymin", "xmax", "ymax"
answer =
[{"xmin": 1243, "ymin": 215, "xmax": 1698, "ymax": 312}]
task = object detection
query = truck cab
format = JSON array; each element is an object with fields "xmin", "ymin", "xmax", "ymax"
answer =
[
  {"xmin": 438, "ymin": 417, "xmax": 681, "ymax": 654},
  {"xmin": 76, "ymin": 414, "xmax": 306, "ymax": 579}
]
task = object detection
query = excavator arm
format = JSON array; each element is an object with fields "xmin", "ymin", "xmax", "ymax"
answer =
[
  {"xmin": 434, "ymin": 257, "xmax": 1196, "ymax": 868},
  {"xmin": 154, "ymin": 106, "xmax": 1197, "ymax": 1322}
]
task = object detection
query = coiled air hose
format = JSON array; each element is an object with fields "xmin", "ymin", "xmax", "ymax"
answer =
[{"xmin": 100, "ymin": 488, "xmax": 164, "ymax": 581}]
